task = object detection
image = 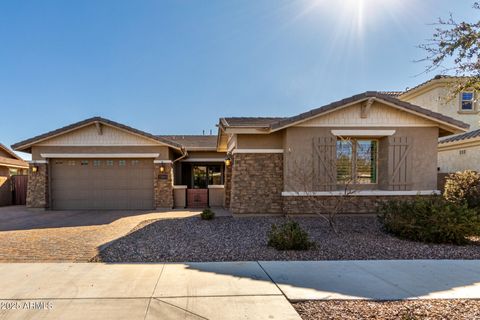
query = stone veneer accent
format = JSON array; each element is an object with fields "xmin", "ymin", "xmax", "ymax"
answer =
[
  {"xmin": 26, "ymin": 163, "xmax": 49, "ymax": 208},
  {"xmin": 224, "ymin": 162, "xmax": 232, "ymax": 209},
  {"xmin": 154, "ymin": 163, "xmax": 174, "ymax": 209},
  {"xmin": 283, "ymin": 195, "xmax": 425, "ymax": 215},
  {"xmin": 230, "ymin": 153, "xmax": 283, "ymax": 214}
]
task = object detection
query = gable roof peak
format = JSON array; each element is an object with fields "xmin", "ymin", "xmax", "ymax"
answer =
[{"xmin": 11, "ymin": 116, "xmax": 184, "ymax": 152}]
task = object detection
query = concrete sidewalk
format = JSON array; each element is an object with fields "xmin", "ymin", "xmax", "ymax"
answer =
[{"xmin": 0, "ymin": 260, "xmax": 479, "ymax": 319}]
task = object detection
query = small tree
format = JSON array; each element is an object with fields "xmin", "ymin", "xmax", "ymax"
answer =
[
  {"xmin": 418, "ymin": 2, "xmax": 480, "ymax": 97},
  {"xmin": 286, "ymin": 137, "xmax": 357, "ymax": 234}
]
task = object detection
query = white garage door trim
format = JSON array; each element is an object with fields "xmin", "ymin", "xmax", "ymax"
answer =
[{"xmin": 42, "ymin": 153, "xmax": 160, "ymax": 158}]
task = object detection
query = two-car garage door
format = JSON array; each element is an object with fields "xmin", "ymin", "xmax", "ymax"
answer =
[{"xmin": 51, "ymin": 158, "xmax": 154, "ymax": 210}]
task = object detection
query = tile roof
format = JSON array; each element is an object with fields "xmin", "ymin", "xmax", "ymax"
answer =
[
  {"xmin": 219, "ymin": 92, "xmax": 468, "ymax": 132},
  {"xmin": 12, "ymin": 117, "xmax": 184, "ymax": 151},
  {"xmin": 400, "ymin": 75, "xmax": 463, "ymax": 97},
  {"xmin": 439, "ymin": 129, "xmax": 480, "ymax": 144},
  {"xmin": 269, "ymin": 91, "xmax": 469, "ymax": 131},
  {"xmin": 158, "ymin": 135, "xmax": 218, "ymax": 150},
  {"xmin": 222, "ymin": 117, "xmax": 286, "ymax": 127},
  {"xmin": 378, "ymin": 91, "xmax": 403, "ymax": 97},
  {"xmin": 0, "ymin": 156, "xmax": 28, "ymax": 168},
  {"xmin": 0, "ymin": 143, "xmax": 24, "ymax": 161}
]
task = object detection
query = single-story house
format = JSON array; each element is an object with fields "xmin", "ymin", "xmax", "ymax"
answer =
[
  {"xmin": 12, "ymin": 92, "xmax": 468, "ymax": 214},
  {"xmin": 0, "ymin": 144, "xmax": 28, "ymax": 206}
]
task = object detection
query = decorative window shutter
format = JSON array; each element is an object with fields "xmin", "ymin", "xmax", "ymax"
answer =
[
  {"xmin": 313, "ymin": 136, "xmax": 336, "ymax": 191},
  {"xmin": 388, "ymin": 136, "xmax": 412, "ymax": 190}
]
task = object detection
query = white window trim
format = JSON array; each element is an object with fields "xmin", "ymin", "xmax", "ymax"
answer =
[
  {"xmin": 153, "ymin": 160, "xmax": 173, "ymax": 164},
  {"xmin": 173, "ymin": 185, "xmax": 187, "ymax": 189},
  {"xmin": 28, "ymin": 160, "xmax": 48, "ymax": 164},
  {"xmin": 281, "ymin": 190, "xmax": 440, "ymax": 196},
  {"xmin": 331, "ymin": 130, "xmax": 396, "ymax": 137},
  {"xmin": 460, "ymin": 91, "xmax": 476, "ymax": 112}
]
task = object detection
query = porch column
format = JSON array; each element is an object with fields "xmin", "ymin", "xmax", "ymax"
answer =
[
  {"xmin": 154, "ymin": 161, "xmax": 174, "ymax": 209},
  {"xmin": 26, "ymin": 161, "xmax": 49, "ymax": 208}
]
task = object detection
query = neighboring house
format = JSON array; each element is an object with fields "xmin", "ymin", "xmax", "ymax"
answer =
[
  {"xmin": 0, "ymin": 144, "xmax": 28, "ymax": 206},
  {"xmin": 12, "ymin": 92, "xmax": 467, "ymax": 214},
  {"xmin": 391, "ymin": 75, "xmax": 480, "ymax": 173},
  {"xmin": 438, "ymin": 129, "xmax": 480, "ymax": 172},
  {"xmin": 398, "ymin": 75, "xmax": 479, "ymax": 131}
]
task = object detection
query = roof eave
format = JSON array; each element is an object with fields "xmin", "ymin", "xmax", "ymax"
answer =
[{"xmin": 11, "ymin": 117, "xmax": 183, "ymax": 152}]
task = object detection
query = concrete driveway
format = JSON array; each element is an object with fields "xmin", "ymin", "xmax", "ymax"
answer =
[{"xmin": 0, "ymin": 206, "xmax": 203, "ymax": 262}]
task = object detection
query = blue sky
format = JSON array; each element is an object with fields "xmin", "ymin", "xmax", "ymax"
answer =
[{"xmin": 0, "ymin": 0, "xmax": 476, "ymax": 159}]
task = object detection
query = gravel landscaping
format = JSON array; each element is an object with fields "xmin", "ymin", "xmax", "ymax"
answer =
[
  {"xmin": 92, "ymin": 215, "xmax": 480, "ymax": 262},
  {"xmin": 293, "ymin": 300, "xmax": 480, "ymax": 320}
]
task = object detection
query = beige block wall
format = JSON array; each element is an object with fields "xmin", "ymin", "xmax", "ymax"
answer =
[
  {"xmin": 208, "ymin": 187, "xmax": 225, "ymax": 207},
  {"xmin": 438, "ymin": 145, "xmax": 480, "ymax": 173},
  {"xmin": 0, "ymin": 166, "xmax": 11, "ymax": 206},
  {"xmin": 173, "ymin": 188, "xmax": 186, "ymax": 208}
]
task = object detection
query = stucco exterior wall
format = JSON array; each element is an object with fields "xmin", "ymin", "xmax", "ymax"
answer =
[
  {"xmin": 236, "ymin": 131, "xmax": 283, "ymax": 149},
  {"xmin": 186, "ymin": 151, "xmax": 226, "ymax": 160},
  {"xmin": 402, "ymin": 86, "xmax": 480, "ymax": 130},
  {"xmin": 438, "ymin": 144, "xmax": 480, "ymax": 173},
  {"xmin": 283, "ymin": 126, "xmax": 439, "ymax": 192},
  {"xmin": 36, "ymin": 123, "xmax": 161, "ymax": 146}
]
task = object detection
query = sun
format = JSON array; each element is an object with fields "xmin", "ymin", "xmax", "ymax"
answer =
[{"xmin": 303, "ymin": 0, "xmax": 407, "ymax": 39}]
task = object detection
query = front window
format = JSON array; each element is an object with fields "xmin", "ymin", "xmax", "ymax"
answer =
[
  {"xmin": 193, "ymin": 166, "xmax": 208, "ymax": 188},
  {"xmin": 191, "ymin": 164, "xmax": 224, "ymax": 188},
  {"xmin": 461, "ymin": 92, "xmax": 475, "ymax": 111},
  {"xmin": 336, "ymin": 139, "xmax": 377, "ymax": 184},
  {"xmin": 208, "ymin": 165, "xmax": 222, "ymax": 185}
]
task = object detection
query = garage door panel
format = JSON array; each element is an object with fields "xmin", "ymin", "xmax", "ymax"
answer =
[{"xmin": 51, "ymin": 158, "xmax": 155, "ymax": 210}]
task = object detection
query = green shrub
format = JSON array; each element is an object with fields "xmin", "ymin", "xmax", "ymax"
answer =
[
  {"xmin": 378, "ymin": 196, "xmax": 480, "ymax": 245},
  {"xmin": 268, "ymin": 220, "xmax": 314, "ymax": 250},
  {"xmin": 444, "ymin": 170, "xmax": 480, "ymax": 208},
  {"xmin": 200, "ymin": 208, "xmax": 215, "ymax": 220}
]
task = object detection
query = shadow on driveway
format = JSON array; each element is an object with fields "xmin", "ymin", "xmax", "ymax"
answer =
[{"xmin": 0, "ymin": 206, "xmax": 180, "ymax": 231}]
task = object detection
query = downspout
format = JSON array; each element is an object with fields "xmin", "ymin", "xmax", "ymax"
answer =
[
  {"xmin": 172, "ymin": 147, "xmax": 188, "ymax": 208},
  {"xmin": 173, "ymin": 147, "xmax": 188, "ymax": 164}
]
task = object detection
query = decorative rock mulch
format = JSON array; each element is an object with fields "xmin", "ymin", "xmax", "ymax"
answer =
[
  {"xmin": 92, "ymin": 215, "xmax": 480, "ymax": 262},
  {"xmin": 293, "ymin": 300, "xmax": 480, "ymax": 320}
]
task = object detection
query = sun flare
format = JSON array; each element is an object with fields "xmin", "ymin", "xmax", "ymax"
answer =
[{"xmin": 305, "ymin": 0, "xmax": 408, "ymax": 38}]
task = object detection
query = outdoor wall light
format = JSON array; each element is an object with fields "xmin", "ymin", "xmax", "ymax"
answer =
[
  {"xmin": 159, "ymin": 165, "xmax": 165, "ymax": 173},
  {"xmin": 31, "ymin": 166, "xmax": 38, "ymax": 173},
  {"xmin": 225, "ymin": 156, "xmax": 232, "ymax": 166}
]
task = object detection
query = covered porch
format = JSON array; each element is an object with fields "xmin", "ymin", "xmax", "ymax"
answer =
[{"xmin": 173, "ymin": 160, "xmax": 226, "ymax": 209}]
